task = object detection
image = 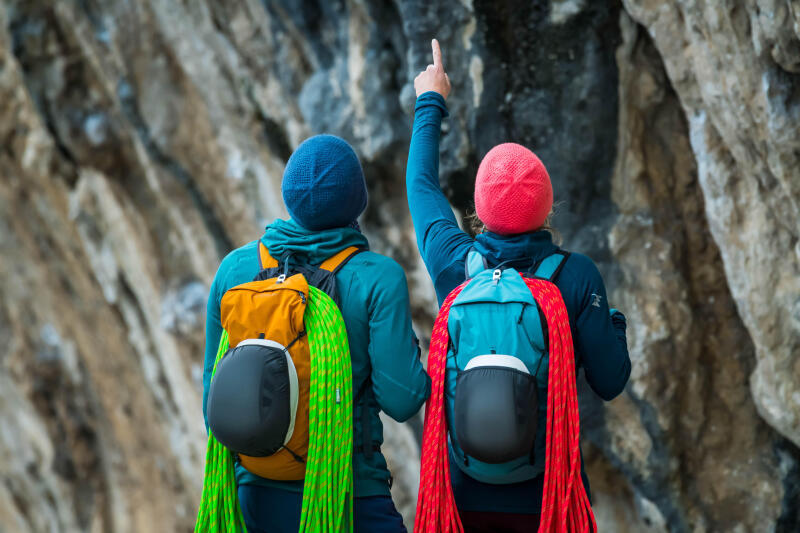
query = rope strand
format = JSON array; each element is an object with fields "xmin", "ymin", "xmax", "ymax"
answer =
[
  {"xmin": 415, "ymin": 281, "xmax": 468, "ymax": 533},
  {"xmin": 194, "ymin": 330, "xmax": 248, "ymax": 533},
  {"xmin": 524, "ymin": 278, "xmax": 595, "ymax": 533},
  {"xmin": 298, "ymin": 286, "xmax": 354, "ymax": 533}
]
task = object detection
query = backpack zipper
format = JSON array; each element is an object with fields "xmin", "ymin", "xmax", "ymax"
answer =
[{"xmin": 225, "ymin": 283, "xmax": 307, "ymax": 304}]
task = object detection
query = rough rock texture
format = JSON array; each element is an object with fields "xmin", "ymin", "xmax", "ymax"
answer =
[
  {"xmin": 622, "ymin": 0, "xmax": 800, "ymax": 458},
  {"xmin": 593, "ymin": 12, "xmax": 795, "ymax": 531},
  {"xmin": 0, "ymin": 0, "xmax": 797, "ymax": 532}
]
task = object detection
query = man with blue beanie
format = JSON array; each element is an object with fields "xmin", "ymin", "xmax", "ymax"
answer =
[{"xmin": 203, "ymin": 134, "xmax": 430, "ymax": 532}]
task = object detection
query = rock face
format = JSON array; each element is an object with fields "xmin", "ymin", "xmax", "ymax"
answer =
[{"xmin": 0, "ymin": 1, "xmax": 797, "ymax": 532}]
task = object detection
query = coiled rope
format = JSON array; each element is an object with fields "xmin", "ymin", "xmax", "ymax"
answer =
[
  {"xmin": 414, "ymin": 281, "xmax": 467, "ymax": 533},
  {"xmin": 415, "ymin": 275, "xmax": 596, "ymax": 533},
  {"xmin": 194, "ymin": 287, "xmax": 354, "ymax": 533},
  {"xmin": 299, "ymin": 286, "xmax": 354, "ymax": 533},
  {"xmin": 524, "ymin": 278, "xmax": 595, "ymax": 533},
  {"xmin": 194, "ymin": 329, "xmax": 247, "ymax": 533}
]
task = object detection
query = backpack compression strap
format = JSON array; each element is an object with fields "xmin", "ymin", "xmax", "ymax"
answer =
[
  {"xmin": 415, "ymin": 274, "xmax": 596, "ymax": 533},
  {"xmin": 258, "ymin": 242, "xmax": 361, "ymax": 274}
]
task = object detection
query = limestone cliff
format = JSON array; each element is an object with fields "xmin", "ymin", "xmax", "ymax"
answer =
[{"xmin": 0, "ymin": 1, "xmax": 797, "ymax": 531}]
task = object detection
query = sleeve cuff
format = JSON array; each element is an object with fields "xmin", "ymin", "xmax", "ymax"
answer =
[{"xmin": 415, "ymin": 91, "xmax": 449, "ymax": 117}]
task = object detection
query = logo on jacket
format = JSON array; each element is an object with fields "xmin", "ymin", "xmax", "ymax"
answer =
[{"xmin": 591, "ymin": 293, "xmax": 603, "ymax": 308}]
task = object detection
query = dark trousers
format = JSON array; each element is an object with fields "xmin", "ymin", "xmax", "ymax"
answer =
[
  {"xmin": 460, "ymin": 510, "xmax": 541, "ymax": 533},
  {"xmin": 238, "ymin": 484, "xmax": 407, "ymax": 533}
]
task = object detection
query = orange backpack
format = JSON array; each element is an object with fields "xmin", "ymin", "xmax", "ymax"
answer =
[{"xmin": 212, "ymin": 242, "xmax": 361, "ymax": 480}]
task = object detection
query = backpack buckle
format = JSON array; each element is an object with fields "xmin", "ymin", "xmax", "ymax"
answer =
[{"xmin": 492, "ymin": 269, "xmax": 502, "ymax": 284}]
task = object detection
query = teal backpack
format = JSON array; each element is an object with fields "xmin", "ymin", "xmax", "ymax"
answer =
[{"xmin": 445, "ymin": 248, "xmax": 569, "ymax": 483}]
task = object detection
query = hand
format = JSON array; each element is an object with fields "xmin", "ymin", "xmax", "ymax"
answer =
[
  {"xmin": 609, "ymin": 308, "xmax": 627, "ymax": 329},
  {"xmin": 414, "ymin": 38, "xmax": 451, "ymax": 99}
]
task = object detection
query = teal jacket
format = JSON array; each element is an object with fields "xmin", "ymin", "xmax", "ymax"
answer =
[{"xmin": 203, "ymin": 219, "xmax": 431, "ymax": 497}]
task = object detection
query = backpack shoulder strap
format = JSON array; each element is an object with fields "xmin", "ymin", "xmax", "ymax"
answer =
[
  {"xmin": 533, "ymin": 251, "xmax": 570, "ymax": 282},
  {"xmin": 259, "ymin": 243, "xmax": 361, "ymax": 273},
  {"xmin": 258, "ymin": 241, "xmax": 279, "ymax": 269},
  {"xmin": 319, "ymin": 246, "xmax": 362, "ymax": 275},
  {"xmin": 465, "ymin": 247, "xmax": 488, "ymax": 279}
]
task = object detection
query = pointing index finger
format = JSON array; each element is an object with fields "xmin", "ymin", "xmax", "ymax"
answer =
[{"xmin": 432, "ymin": 38, "xmax": 443, "ymax": 69}]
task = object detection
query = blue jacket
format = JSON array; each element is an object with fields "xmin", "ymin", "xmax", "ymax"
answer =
[
  {"xmin": 203, "ymin": 219, "xmax": 431, "ymax": 497},
  {"xmin": 406, "ymin": 91, "xmax": 631, "ymax": 513}
]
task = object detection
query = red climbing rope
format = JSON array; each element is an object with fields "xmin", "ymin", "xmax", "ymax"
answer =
[
  {"xmin": 415, "ymin": 281, "xmax": 468, "ymax": 533},
  {"xmin": 415, "ymin": 275, "xmax": 596, "ymax": 533},
  {"xmin": 524, "ymin": 277, "xmax": 596, "ymax": 533}
]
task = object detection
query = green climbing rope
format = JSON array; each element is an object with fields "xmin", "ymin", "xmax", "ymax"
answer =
[
  {"xmin": 195, "ymin": 329, "xmax": 247, "ymax": 533},
  {"xmin": 194, "ymin": 286, "xmax": 354, "ymax": 533},
  {"xmin": 299, "ymin": 286, "xmax": 354, "ymax": 533}
]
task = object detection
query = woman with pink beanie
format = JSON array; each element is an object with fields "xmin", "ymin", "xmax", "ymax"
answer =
[{"xmin": 406, "ymin": 40, "xmax": 630, "ymax": 532}]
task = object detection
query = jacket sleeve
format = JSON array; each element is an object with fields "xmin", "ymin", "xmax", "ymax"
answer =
[
  {"xmin": 367, "ymin": 260, "xmax": 431, "ymax": 422},
  {"xmin": 566, "ymin": 258, "xmax": 631, "ymax": 401},
  {"xmin": 202, "ymin": 272, "xmax": 223, "ymax": 431},
  {"xmin": 406, "ymin": 91, "xmax": 474, "ymax": 303}
]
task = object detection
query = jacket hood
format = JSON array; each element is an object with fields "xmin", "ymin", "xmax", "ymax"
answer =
[
  {"xmin": 473, "ymin": 230, "xmax": 559, "ymax": 270},
  {"xmin": 261, "ymin": 218, "xmax": 369, "ymax": 265}
]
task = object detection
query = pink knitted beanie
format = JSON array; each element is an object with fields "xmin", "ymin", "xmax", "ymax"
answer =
[{"xmin": 474, "ymin": 143, "xmax": 553, "ymax": 235}]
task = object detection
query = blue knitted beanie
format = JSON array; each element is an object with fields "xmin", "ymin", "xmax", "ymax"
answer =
[{"xmin": 281, "ymin": 134, "xmax": 367, "ymax": 231}]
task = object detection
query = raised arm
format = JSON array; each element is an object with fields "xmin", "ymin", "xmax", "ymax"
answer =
[{"xmin": 407, "ymin": 39, "xmax": 474, "ymax": 303}]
